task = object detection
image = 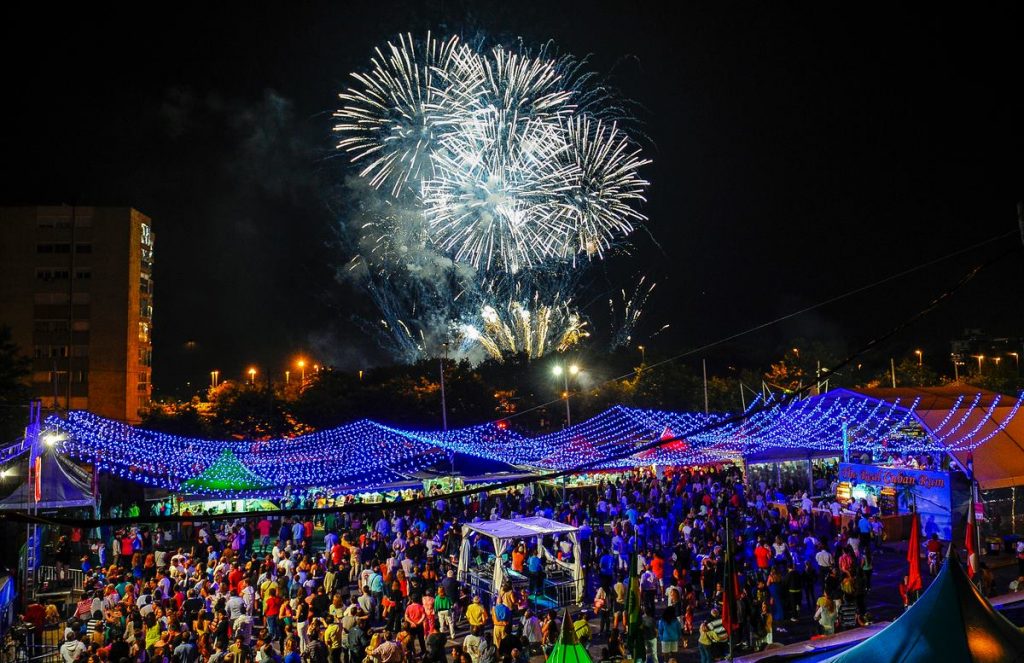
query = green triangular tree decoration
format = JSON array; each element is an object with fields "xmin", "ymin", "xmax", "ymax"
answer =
[{"xmin": 181, "ymin": 448, "xmax": 270, "ymax": 492}]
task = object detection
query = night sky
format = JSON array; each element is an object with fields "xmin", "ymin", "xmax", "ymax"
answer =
[{"xmin": 2, "ymin": 2, "xmax": 1022, "ymax": 393}]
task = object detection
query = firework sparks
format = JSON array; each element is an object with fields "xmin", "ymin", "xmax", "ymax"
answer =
[
  {"xmin": 335, "ymin": 34, "xmax": 653, "ymax": 360},
  {"xmin": 457, "ymin": 292, "xmax": 589, "ymax": 361}
]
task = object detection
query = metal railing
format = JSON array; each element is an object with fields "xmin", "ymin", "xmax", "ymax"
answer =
[{"xmin": 34, "ymin": 568, "xmax": 83, "ymax": 595}]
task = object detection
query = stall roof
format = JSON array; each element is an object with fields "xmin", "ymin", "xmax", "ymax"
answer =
[
  {"xmin": 850, "ymin": 387, "xmax": 1024, "ymax": 490},
  {"xmin": 465, "ymin": 516, "xmax": 578, "ymax": 540}
]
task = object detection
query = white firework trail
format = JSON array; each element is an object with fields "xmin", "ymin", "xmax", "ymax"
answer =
[{"xmin": 334, "ymin": 32, "xmax": 473, "ymax": 197}]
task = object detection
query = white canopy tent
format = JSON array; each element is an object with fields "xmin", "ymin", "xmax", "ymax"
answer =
[{"xmin": 457, "ymin": 516, "xmax": 583, "ymax": 606}]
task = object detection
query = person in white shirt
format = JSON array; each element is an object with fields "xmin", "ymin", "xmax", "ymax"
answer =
[
  {"xmin": 801, "ymin": 493, "xmax": 813, "ymax": 513},
  {"xmin": 60, "ymin": 633, "xmax": 87, "ymax": 663}
]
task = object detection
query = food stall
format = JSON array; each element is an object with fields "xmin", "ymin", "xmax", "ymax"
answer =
[{"xmin": 837, "ymin": 462, "xmax": 960, "ymax": 541}]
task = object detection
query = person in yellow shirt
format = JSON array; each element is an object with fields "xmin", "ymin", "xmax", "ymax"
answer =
[
  {"xmin": 324, "ymin": 616, "xmax": 344, "ymax": 661},
  {"xmin": 466, "ymin": 595, "xmax": 489, "ymax": 629}
]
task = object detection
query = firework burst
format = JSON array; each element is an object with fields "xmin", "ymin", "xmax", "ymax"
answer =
[{"xmin": 335, "ymin": 34, "xmax": 654, "ymax": 360}]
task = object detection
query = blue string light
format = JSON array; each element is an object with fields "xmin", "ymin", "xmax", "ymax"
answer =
[{"xmin": 32, "ymin": 389, "xmax": 1024, "ymax": 497}]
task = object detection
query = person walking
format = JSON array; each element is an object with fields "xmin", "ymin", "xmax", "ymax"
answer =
[
  {"xmin": 656, "ymin": 607, "xmax": 681, "ymax": 662},
  {"xmin": 434, "ymin": 587, "xmax": 455, "ymax": 640}
]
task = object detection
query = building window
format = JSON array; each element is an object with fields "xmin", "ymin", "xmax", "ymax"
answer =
[
  {"xmin": 71, "ymin": 320, "xmax": 90, "ymax": 331},
  {"xmin": 138, "ymin": 322, "xmax": 150, "ymax": 343},
  {"xmin": 33, "ymin": 292, "xmax": 69, "ymax": 305},
  {"xmin": 33, "ymin": 319, "xmax": 69, "ymax": 334},
  {"xmin": 75, "ymin": 269, "xmax": 91, "ymax": 280},
  {"xmin": 75, "ymin": 243, "xmax": 92, "ymax": 254},
  {"xmin": 36, "ymin": 269, "xmax": 70, "ymax": 281}
]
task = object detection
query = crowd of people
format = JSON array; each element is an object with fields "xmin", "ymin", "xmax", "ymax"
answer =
[{"xmin": 14, "ymin": 464, "xmax": 903, "ymax": 663}]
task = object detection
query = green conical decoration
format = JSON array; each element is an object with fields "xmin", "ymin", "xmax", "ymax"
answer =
[
  {"xmin": 546, "ymin": 609, "xmax": 592, "ymax": 663},
  {"xmin": 181, "ymin": 448, "xmax": 270, "ymax": 492}
]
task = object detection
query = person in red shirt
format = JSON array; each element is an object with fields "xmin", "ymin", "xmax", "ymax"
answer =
[
  {"xmin": 754, "ymin": 541, "xmax": 772, "ymax": 578},
  {"xmin": 404, "ymin": 597, "xmax": 427, "ymax": 657},
  {"xmin": 264, "ymin": 587, "xmax": 284, "ymax": 644},
  {"xmin": 228, "ymin": 564, "xmax": 244, "ymax": 593},
  {"xmin": 650, "ymin": 552, "xmax": 666, "ymax": 599}
]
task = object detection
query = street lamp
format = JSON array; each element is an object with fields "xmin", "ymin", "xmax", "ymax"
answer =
[
  {"xmin": 1009, "ymin": 352, "xmax": 1020, "ymax": 375},
  {"xmin": 552, "ymin": 361, "xmax": 581, "ymax": 503},
  {"xmin": 285, "ymin": 370, "xmax": 291, "ymax": 384},
  {"xmin": 638, "ymin": 345, "xmax": 646, "ymax": 365},
  {"xmin": 297, "ymin": 359, "xmax": 306, "ymax": 382},
  {"xmin": 914, "ymin": 349, "xmax": 922, "ymax": 367},
  {"xmin": 973, "ymin": 355, "xmax": 984, "ymax": 376},
  {"xmin": 210, "ymin": 370, "xmax": 219, "ymax": 388},
  {"xmin": 552, "ymin": 363, "xmax": 581, "ymax": 427},
  {"xmin": 248, "ymin": 367, "xmax": 257, "ymax": 385}
]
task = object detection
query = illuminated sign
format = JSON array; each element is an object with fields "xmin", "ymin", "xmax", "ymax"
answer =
[{"xmin": 838, "ymin": 465, "xmax": 946, "ymax": 489}]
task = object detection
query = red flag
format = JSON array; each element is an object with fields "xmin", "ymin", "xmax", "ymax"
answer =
[
  {"xmin": 34, "ymin": 455, "xmax": 42, "ymax": 503},
  {"xmin": 966, "ymin": 495, "xmax": 978, "ymax": 579},
  {"xmin": 906, "ymin": 511, "xmax": 922, "ymax": 593}
]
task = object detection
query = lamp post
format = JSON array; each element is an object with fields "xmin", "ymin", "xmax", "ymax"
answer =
[
  {"xmin": 285, "ymin": 370, "xmax": 290, "ymax": 385},
  {"xmin": 638, "ymin": 345, "xmax": 646, "ymax": 366},
  {"xmin": 1009, "ymin": 352, "xmax": 1020, "ymax": 376},
  {"xmin": 552, "ymin": 362, "xmax": 581, "ymax": 503},
  {"xmin": 914, "ymin": 349, "xmax": 922, "ymax": 367},
  {"xmin": 248, "ymin": 367, "xmax": 257, "ymax": 385},
  {"xmin": 974, "ymin": 355, "xmax": 984, "ymax": 376},
  {"xmin": 210, "ymin": 370, "xmax": 219, "ymax": 388},
  {"xmin": 552, "ymin": 363, "xmax": 580, "ymax": 428},
  {"xmin": 297, "ymin": 359, "xmax": 306, "ymax": 382}
]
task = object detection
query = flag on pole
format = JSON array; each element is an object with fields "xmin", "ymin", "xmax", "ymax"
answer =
[
  {"xmin": 624, "ymin": 551, "xmax": 646, "ymax": 663},
  {"xmin": 905, "ymin": 510, "xmax": 922, "ymax": 593},
  {"xmin": 966, "ymin": 492, "xmax": 978, "ymax": 579},
  {"xmin": 721, "ymin": 527, "xmax": 741, "ymax": 633}
]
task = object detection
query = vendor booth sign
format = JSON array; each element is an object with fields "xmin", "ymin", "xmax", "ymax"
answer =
[{"xmin": 839, "ymin": 463, "xmax": 953, "ymax": 540}]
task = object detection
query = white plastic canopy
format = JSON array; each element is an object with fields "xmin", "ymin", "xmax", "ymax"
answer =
[{"xmin": 457, "ymin": 517, "xmax": 581, "ymax": 599}]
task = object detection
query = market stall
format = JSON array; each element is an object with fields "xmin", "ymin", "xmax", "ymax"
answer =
[
  {"xmin": 836, "ymin": 462, "xmax": 968, "ymax": 541},
  {"xmin": 457, "ymin": 516, "xmax": 583, "ymax": 609}
]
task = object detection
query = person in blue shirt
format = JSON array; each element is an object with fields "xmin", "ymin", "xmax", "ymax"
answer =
[
  {"xmin": 599, "ymin": 552, "xmax": 616, "ymax": 590},
  {"xmin": 526, "ymin": 553, "xmax": 544, "ymax": 597}
]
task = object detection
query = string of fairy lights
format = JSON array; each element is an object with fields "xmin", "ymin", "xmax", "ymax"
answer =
[{"xmin": 14, "ymin": 388, "xmax": 1020, "ymax": 499}]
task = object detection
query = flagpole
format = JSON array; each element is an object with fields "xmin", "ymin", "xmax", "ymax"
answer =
[{"xmin": 725, "ymin": 513, "xmax": 734, "ymax": 661}]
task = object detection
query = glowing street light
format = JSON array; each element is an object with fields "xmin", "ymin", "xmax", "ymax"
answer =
[
  {"xmin": 248, "ymin": 367, "xmax": 257, "ymax": 385},
  {"xmin": 297, "ymin": 359, "xmax": 307, "ymax": 382},
  {"xmin": 914, "ymin": 349, "xmax": 922, "ymax": 367},
  {"xmin": 210, "ymin": 370, "xmax": 219, "ymax": 388},
  {"xmin": 973, "ymin": 355, "xmax": 984, "ymax": 376},
  {"xmin": 1009, "ymin": 352, "xmax": 1020, "ymax": 375},
  {"xmin": 638, "ymin": 345, "xmax": 646, "ymax": 365},
  {"xmin": 552, "ymin": 362, "xmax": 582, "ymax": 427}
]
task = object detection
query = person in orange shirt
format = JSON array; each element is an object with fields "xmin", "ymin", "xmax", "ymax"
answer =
[{"xmin": 511, "ymin": 542, "xmax": 526, "ymax": 574}]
